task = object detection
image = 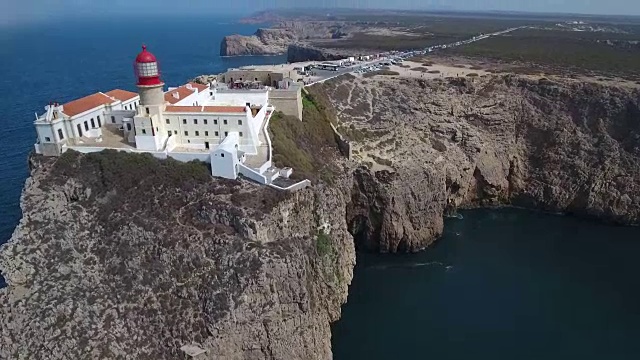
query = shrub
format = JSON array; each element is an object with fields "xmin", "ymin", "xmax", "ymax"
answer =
[
  {"xmin": 363, "ymin": 70, "xmax": 400, "ymax": 78},
  {"xmin": 466, "ymin": 73, "xmax": 479, "ymax": 77},
  {"xmin": 316, "ymin": 230, "xmax": 332, "ymax": 257},
  {"xmin": 268, "ymin": 91, "xmax": 340, "ymax": 183}
]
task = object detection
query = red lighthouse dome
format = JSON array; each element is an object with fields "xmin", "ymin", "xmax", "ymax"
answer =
[{"xmin": 134, "ymin": 45, "xmax": 163, "ymax": 86}]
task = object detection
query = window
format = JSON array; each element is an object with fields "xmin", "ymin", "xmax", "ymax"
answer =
[
  {"xmin": 77, "ymin": 124, "xmax": 83, "ymax": 137},
  {"xmin": 84, "ymin": 121, "xmax": 89, "ymax": 131},
  {"xmin": 221, "ymin": 153, "xmax": 225, "ymax": 158},
  {"xmin": 239, "ymin": 132, "xmax": 243, "ymax": 137},
  {"xmin": 195, "ymin": 131, "xmax": 199, "ymax": 136},
  {"xmin": 224, "ymin": 131, "xmax": 228, "ymax": 137},
  {"xmin": 183, "ymin": 119, "xmax": 187, "ymax": 124},
  {"xmin": 141, "ymin": 129, "xmax": 146, "ymax": 134},
  {"xmin": 238, "ymin": 119, "xmax": 242, "ymax": 125},
  {"xmin": 205, "ymin": 131, "xmax": 209, "ymax": 136},
  {"xmin": 97, "ymin": 117, "xmax": 101, "ymax": 128},
  {"xmin": 205, "ymin": 141, "xmax": 210, "ymax": 149},
  {"xmin": 194, "ymin": 119, "xmax": 198, "ymax": 125},
  {"xmin": 184, "ymin": 131, "xmax": 188, "ymax": 136},
  {"xmin": 223, "ymin": 119, "xmax": 228, "ymax": 125},
  {"xmin": 111, "ymin": 116, "xmax": 116, "ymax": 123},
  {"xmin": 145, "ymin": 107, "xmax": 149, "ymax": 115},
  {"xmin": 166, "ymin": 119, "xmax": 170, "ymax": 124},
  {"xmin": 168, "ymin": 131, "xmax": 172, "ymax": 136},
  {"xmin": 204, "ymin": 119, "xmax": 208, "ymax": 125},
  {"xmin": 214, "ymin": 119, "xmax": 218, "ymax": 125},
  {"xmin": 45, "ymin": 137, "xmax": 51, "ymax": 142},
  {"xmin": 126, "ymin": 123, "xmax": 132, "ymax": 131},
  {"xmin": 97, "ymin": 115, "xmax": 101, "ymax": 122},
  {"xmin": 215, "ymin": 131, "xmax": 219, "ymax": 136},
  {"xmin": 90, "ymin": 118, "xmax": 96, "ymax": 128},
  {"xmin": 209, "ymin": 91, "xmax": 213, "ymax": 96}
]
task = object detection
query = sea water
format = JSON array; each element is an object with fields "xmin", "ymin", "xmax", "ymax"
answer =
[{"xmin": 332, "ymin": 208, "xmax": 640, "ymax": 359}]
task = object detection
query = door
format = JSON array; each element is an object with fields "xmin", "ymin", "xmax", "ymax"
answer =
[{"xmin": 205, "ymin": 141, "xmax": 210, "ymax": 149}]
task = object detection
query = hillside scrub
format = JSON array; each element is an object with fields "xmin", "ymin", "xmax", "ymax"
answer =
[{"xmin": 268, "ymin": 91, "xmax": 341, "ymax": 183}]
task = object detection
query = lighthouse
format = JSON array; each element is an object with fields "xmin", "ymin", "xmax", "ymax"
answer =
[
  {"xmin": 132, "ymin": 45, "xmax": 166, "ymax": 151},
  {"xmin": 134, "ymin": 45, "xmax": 164, "ymax": 106}
]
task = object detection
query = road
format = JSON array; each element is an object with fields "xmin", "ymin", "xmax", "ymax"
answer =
[{"xmin": 305, "ymin": 26, "xmax": 526, "ymax": 86}]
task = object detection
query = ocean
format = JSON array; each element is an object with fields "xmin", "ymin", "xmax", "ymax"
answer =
[
  {"xmin": 2, "ymin": 16, "xmax": 640, "ymax": 359},
  {"xmin": 332, "ymin": 208, "xmax": 640, "ymax": 359},
  {"xmin": 0, "ymin": 16, "xmax": 286, "ymax": 288}
]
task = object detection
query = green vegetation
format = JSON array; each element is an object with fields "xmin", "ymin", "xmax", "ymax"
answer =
[
  {"xmin": 316, "ymin": 230, "xmax": 332, "ymax": 257},
  {"xmin": 363, "ymin": 70, "xmax": 400, "ymax": 78},
  {"xmin": 447, "ymin": 28, "xmax": 640, "ymax": 79},
  {"xmin": 326, "ymin": 17, "xmax": 542, "ymax": 51},
  {"xmin": 52, "ymin": 150, "xmax": 211, "ymax": 194},
  {"xmin": 268, "ymin": 91, "xmax": 340, "ymax": 183}
]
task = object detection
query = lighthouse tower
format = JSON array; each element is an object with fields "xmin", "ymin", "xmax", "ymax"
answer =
[
  {"xmin": 132, "ymin": 45, "xmax": 166, "ymax": 151},
  {"xmin": 134, "ymin": 45, "xmax": 164, "ymax": 106}
]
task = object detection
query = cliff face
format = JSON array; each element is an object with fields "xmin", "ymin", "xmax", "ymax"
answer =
[
  {"xmin": 2, "ymin": 72, "xmax": 640, "ymax": 358},
  {"xmin": 220, "ymin": 22, "xmax": 354, "ymax": 57},
  {"xmin": 311, "ymin": 74, "xmax": 640, "ymax": 252},
  {"xmin": 286, "ymin": 44, "xmax": 348, "ymax": 63},
  {"xmin": 220, "ymin": 28, "xmax": 297, "ymax": 56},
  {"xmin": 0, "ymin": 151, "xmax": 355, "ymax": 359}
]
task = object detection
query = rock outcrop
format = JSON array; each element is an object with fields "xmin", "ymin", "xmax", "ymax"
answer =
[
  {"xmin": 286, "ymin": 44, "xmax": 348, "ymax": 64},
  {"xmin": 311, "ymin": 74, "xmax": 640, "ymax": 251},
  {"xmin": 220, "ymin": 21, "xmax": 355, "ymax": 57},
  {"xmin": 0, "ymin": 151, "xmax": 355, "ymax": 359},
  {"xmin": 221, "ymin": 28, "xmax": 297, "ymax": 56}
]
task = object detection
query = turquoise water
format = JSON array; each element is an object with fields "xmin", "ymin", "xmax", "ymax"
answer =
[
  {"xmin": 332, "ymin": 208, "xmax": 640, "ymax": 359},
  {"xmin": 0, "ymin": 16, "xmax": 286, "ymax": 287}
]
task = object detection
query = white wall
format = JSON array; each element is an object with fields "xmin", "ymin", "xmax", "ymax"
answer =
[
  {"xmin": 212, "ymin": 90, "xmax": 268, "ymax": 107},
  {"xmin": 211, "ymin": 148, "xmax": 238, "ymax": 179},
  {"xmin": 163, "ymin": 113, "xmax": 250, "ymax": 149}
]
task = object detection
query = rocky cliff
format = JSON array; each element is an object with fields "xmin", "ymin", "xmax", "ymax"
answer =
[
  {"xmin": 221, "ymin": 22, "xmax": 354, "ymax": 57},
  {"xmin": 0, "ymin": 151, "xmax": 355, "ymax": 359},
  {"xmin": 2, "ymin": 72, "xmax": 640, "ymax": 358},
  {"xmin": 286, "ymin": 44, "xmax": 349, "ymax": 64},
  {"xmin": 311, "ymin": 74, "xmax": 640, "ymax": 252},
  {"xmin": 220, "ymin": 28, "xmax": 297, "ymax": 56}
]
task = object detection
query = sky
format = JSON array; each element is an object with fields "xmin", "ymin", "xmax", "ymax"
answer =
[{"xmin": 3, "ymin": 0, "xmax": 640, "ymax": 27}]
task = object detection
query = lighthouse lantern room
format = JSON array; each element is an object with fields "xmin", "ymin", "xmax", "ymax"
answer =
[
  {"xmin": 134, "ymin": 45, "xmax": 165, "ymax": 107},
  {"xmin": 134, "ymin": 45, "xmax": 162, "ymax": 86}
]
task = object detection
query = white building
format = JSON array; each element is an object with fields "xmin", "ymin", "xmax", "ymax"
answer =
[{"xmin": 33, "ymin": 45, "xmax": 297, "ymax": 187}]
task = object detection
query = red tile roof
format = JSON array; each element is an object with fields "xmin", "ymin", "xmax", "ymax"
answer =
[
  {"xmin": 165, "ymin": 106, "xmax": 202, "ymax": 113},
  {"xmin": 62, "ymin": 93, "xmax": 115, "ymax": 117},
  {"xmin": 188, "ymin": 82, "xmax": 209, "ymax": 93},
  {"xmin": 165, "ymin": 105, "xmax": 246, "ymax": 113},
  {"xmin": 203, "ymin": 106, "xmax": 246, "ymax": 113},
  {"xmin": 105, "ymin": 89, "xmax": 139, "ymax": 102},
  {"xmin": 164, "ymin": 87, "xmax": 196, "ymax": 105},
  {"xmin": 163, "ymin": 83, "xmax": 210, "ymax": 104}
]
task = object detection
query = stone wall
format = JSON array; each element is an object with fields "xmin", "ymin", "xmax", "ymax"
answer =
[{"xmin": 269, "ymin": 86, "xmax": 303, "ymax": 120}]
